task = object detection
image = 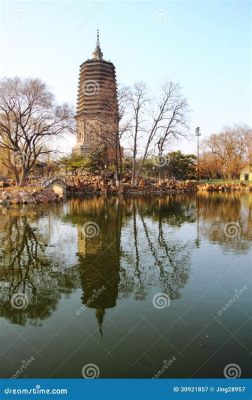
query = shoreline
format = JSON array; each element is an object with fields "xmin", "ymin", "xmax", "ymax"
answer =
[
  {"xmin": 0, "ymin": 182, "xmax": 251, "ymax": 206},
  {"xmin": 0, "ymin": 187, "xmax": 63, "ymax": 206}
]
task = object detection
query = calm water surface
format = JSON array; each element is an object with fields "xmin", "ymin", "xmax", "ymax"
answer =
[{"xmin": 0, "ymin": 193, "xmax": 251, "ymax": 378}]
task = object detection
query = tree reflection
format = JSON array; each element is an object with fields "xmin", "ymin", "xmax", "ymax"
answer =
[
  {"xmin": 0, "ymin": 208, "xmax": 80, "ymax": 326},
  {"xmin": 63, "ymin": 196, "xmax": 194, "ymax": 334},
  {"xmin": 119, "ymin": 196, "xmax": 192, "ymax": 303},
  {"xmin": 0, "ymin": 192, "xmax": 250, "ymax": 329},
  {"xmin": 197, "ymin": 192, "xmax": 252, "ymax": 252}
]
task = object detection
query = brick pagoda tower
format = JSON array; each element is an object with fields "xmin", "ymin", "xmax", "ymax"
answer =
[{"xmin": 73, "ymin": 30, "xmax": 119, "ymax": 158}]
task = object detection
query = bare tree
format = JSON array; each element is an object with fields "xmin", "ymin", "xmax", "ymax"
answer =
[
  {"xmin": 137, "ymin": 81, "xmax": 189, "ymax": 182},
  {"xmin": 203, "ymin": 125, "xmax": 252, "ymax": 179},
  {"xmin": 128, "ymin": 82, "xmax": 149, "ymax": 186},
  {"xmin": 0, "ymin": 77, "xmax": 74, "ymax": 186},
  {"xmin": 90, "ymin": 82, "xmax": 130, "ymax": 187},
  {"xmin": 116, "ymin": 85, "xmax": 131, "ymax": 183},
  {"xmin": 199, "ymin": 151, "xmax": 221, "ymax": 180}
]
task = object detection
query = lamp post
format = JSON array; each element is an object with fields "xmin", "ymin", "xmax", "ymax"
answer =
[
  {"xmin": 104, "ymin": 163, "xmax": 107, "ymax": 180},
  {"xmin": 195, "ymin": 127, "xmax": 201, "ymax": 182},
  {"xmin": 195, "ymin": 194, "xmax": 201, "ymax": 248}
]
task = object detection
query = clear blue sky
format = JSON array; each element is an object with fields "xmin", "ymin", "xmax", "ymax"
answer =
[{"xmin": 0, "ymin": 0, "xmax": 251, "ymax": 154}]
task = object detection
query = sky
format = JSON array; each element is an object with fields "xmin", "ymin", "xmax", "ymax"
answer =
[{"xmin": 0, "ymin": 0, "xmax": 251, "ymax": 155}]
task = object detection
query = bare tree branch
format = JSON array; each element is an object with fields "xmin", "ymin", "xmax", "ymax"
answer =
[{"xmin": 0, "ymin": 77, "xmax": 74, "ymax": 185}]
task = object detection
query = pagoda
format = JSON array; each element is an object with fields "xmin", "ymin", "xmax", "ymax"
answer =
[{"xmin": 73, "ymin": 30, "xmax": 119, "ymax": 158}]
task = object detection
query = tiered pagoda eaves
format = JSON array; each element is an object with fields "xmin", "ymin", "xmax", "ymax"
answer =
[{"xmin": 73, "ymin": 31, "xmax": 119, "ymax": 158}]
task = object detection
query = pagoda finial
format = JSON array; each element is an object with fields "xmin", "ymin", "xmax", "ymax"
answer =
[
  {"xmin": 92, "ymin": 29, "xmax": 103, "ymax": 60},
  {"xmin": 96, "ymin": 307, "xmax": 105, "ymax": 337},
  {"xmin": 97, "ymin": 29, "xmax": 100, "ymax": 46}
]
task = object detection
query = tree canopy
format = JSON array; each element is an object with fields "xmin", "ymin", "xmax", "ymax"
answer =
[{"xmin": 0, "ymin": 77, "xmax": 74, "ymax": 185}]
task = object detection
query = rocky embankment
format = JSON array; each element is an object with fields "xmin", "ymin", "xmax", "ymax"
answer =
[
  {"xmin": 65, "ymin": 174, "xmax": 250, "ymax": 193},
  {"xmin": 0, "ymin": 188, "xmax": 62, "ymax": 206},
  {"xmin": 1, "ymin": 173, "xmax": 250, "ymax": 206},
  {"xmin": 64, "ymin": 174, "xmax": 197, "ymax": 194},
  {"xmin": 197, "ymin": 183, "xmax": 251, "ymax": 192}
]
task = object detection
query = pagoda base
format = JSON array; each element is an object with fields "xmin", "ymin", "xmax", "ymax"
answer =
[
  {"xmin": 72, "ymin": 143, "xmax": 124, "ymax": 162},
  {"xmin": 72, "ymin": 144, "xmax": 97, "ymax": 158}
]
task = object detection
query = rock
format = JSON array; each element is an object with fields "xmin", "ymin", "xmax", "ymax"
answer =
[
  {"xmin": 138, "ymin": 179, "xmax": 146, "ymax": 188},
  {"xmin": 0, "ymin": 187, "xmax": 59, "ymax": 205}
]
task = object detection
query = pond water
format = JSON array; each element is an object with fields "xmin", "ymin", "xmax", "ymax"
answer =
[{"xmin": 0, "ymin": 193, "xmax": 251, "ymax": 378}]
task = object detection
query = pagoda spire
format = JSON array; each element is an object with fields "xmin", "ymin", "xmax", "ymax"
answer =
[
  {"xmin": 92, "ymin": 29, "xmax": 103, "ymax": 60},
  {"xmin": 97, "ymin": 29, "xmax": 100, "ymax": 47},
  {"xmin": 95, "ymin": 307, "xmax": 105, "ymax": 337}
]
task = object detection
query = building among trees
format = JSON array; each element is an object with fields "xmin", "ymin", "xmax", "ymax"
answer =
[
  {"xmin": 73, "ymin": 30, "xmax": 119, "ymax": 159},
  {"xmin": 240, "ymin": 164, "xmax": 252, "ymax": 182}
]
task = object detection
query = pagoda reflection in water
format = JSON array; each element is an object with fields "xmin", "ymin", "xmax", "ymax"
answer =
[{"xmin": 76, "ymin": 198, "xmax": 123, "ymax": 335}]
